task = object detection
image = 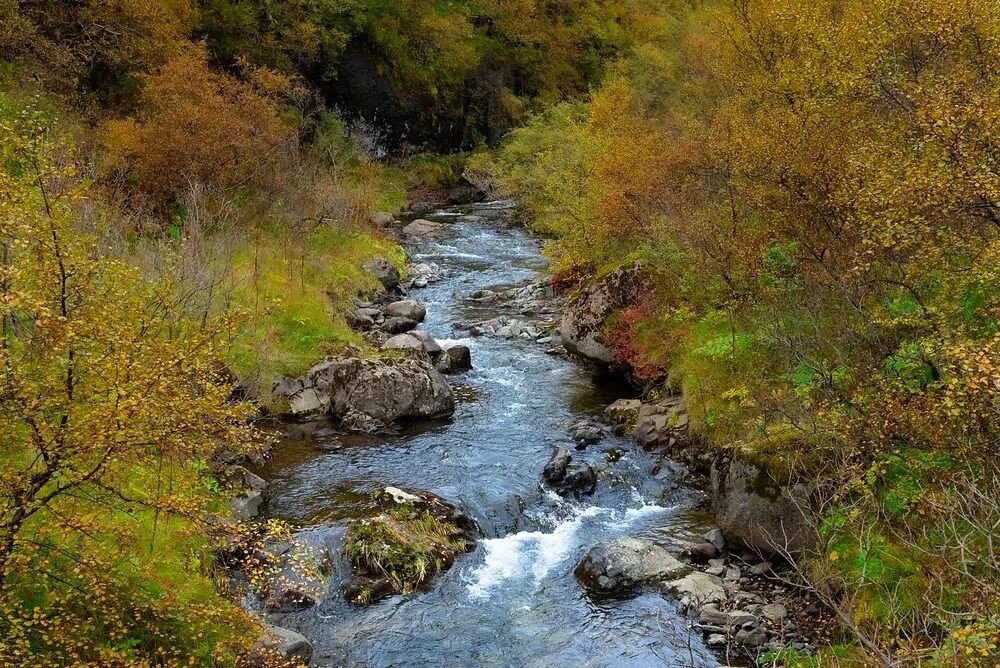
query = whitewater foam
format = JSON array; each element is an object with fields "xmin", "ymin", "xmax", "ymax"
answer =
[{"xmin": 464, "ymin": 502, "xmax": 673, "ymax": 601}]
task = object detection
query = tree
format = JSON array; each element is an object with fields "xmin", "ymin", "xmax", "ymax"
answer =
[
  {"xmin": 100, "ymin": 44, "xmax": 296, "ymax": 207},
  {"xmin": 0, "ymin": 101, "xmax": 261, "ymax": 665}
]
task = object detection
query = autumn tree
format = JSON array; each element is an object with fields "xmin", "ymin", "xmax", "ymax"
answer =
[
  {"xmin": 0, "ymin": 0, "xmax": 196, "ymax": 106},
  {"xmin": 100, "ymin": 44, "xmax": 296, "ymax": 208},
  {"xmin": 0, "ymin": 100, "xmax": 262, "ymax": 665}
]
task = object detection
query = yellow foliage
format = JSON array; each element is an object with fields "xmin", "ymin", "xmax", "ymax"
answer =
[{"xmin": 0, "ymin": 96, "xmax": 263, "ymax": 666}]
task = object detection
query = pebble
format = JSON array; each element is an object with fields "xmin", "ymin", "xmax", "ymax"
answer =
[
  {"xmin": 703, "ymin": 528, "xmax": 726, "ymax": 550},
  {"xmin": 761, "ymin": 602, "xmax": 788, "ymax": 622}
]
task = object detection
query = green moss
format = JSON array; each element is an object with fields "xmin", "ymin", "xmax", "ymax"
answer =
[{"xmin": 344, "ymin": 502, "xmax": 469, "ymax": 595}]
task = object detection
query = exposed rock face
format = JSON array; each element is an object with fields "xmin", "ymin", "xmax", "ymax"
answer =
[
  {"xmin": 363, "ymin": 258, "xmax": 401, "ymax": 290},
  {"xmin": 634, "ymin": 397, "xmax": 689, "ymax": 449},
  {"xmin": 711, "ymin": 457, "xmax": 813, "ymax": 554},
  {"xmin": 385, "ymin": 299, "xmax": 427, "ymax": 322},
  {"xmin": 560, "ymin": 263, "xmax": 648, "ymax": 366},
  {"xmin": 273, "ymin": 357, "xmax": 454, "ymax": 430},
  {"xmin": 403, "ymin": 219, "xmax": 447, "ymax": 239},
  {"xmin": 256, "ymin": 624, "xmax": 313, "ymax": 665},
  {"xmin": 575, "ymin": 537, "xmax": 690, "ymax": 596}
]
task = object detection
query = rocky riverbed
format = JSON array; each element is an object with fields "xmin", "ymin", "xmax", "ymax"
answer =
[{"xmin": 227, "ymin": 201, "xmax": 828, "ymax": 666}]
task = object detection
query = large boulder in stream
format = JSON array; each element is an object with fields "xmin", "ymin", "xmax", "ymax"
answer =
[
  {"xmin": 560, "ymin": 263, "xmax": 649, "ymax": 367},
  {"xmin": 343, "ymin": 487, "xmax": 477, "ymax": 605},
  {"xmin": 435, "ymin": 344, "xmax": 472, "ymax": 374},
  {"xmin": 541, "ymin": 448, "xmax": 596, "ymax": 496},
  {"xmin": 273, "ymin": 356, "xmax": 454, "ymax": 430},
  {"xmin": 403, "ymin": 219, "xmax": 448, "ymax": 239},
  {"xmin": 575, "ymin": 537, "xmax": 690, "ymax": 596}
]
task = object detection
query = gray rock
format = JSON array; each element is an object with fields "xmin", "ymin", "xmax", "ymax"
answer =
[
  {"xmin": 541, "ymin": 448, "xmax": 572, "ymax": 484},
  {"xmin": 382, "ymin": 333, "xmax": 428, "ymax": 355},
  {"xmin": 604, "ymin": 398, "xmax": 642, "ymax": 426},
  {"xmin": 407, "ymin": 330, "xmax": 442, "ymax": 357},
  {"xmin": 436, "ymin": 345, "xmax": 472, "ymax": 374},
  {"xmin": 761, "ymin": 602, "xmax": 788, "ymax": 622},
  {"xmin": 363, "ymin": 259, "xmax": 401, "ymax": 290},
  {"xmin": 410, "ymin": 201, "xmax": 434, "ymax": 215},
  {"xmin": 231, "ymin": 490, "xmax": 263, "ymax": 521},
  {"xmin": 271, "ymin": 377, "xmax": 329, "ymax": 417},
  {"xmin": 385, "ymin": 299, "xmax": 427, "ymax": 322},
  {"xmin": 569, "ymin": 420, "xmax": 605, "ymax": 444},
  {"xmin": 685, "ymin": 541, "xmax": 719, "ymax": 561},
  {"xmin": 734, "ymin": 624, "xmax": 768, "ymax": 647},
  {"xmin": 356, "ymin": 307, "xmax": 383, "ymax": 319},
  {"xmin": 382, "ymin": 316, "xmax": 419, "ymax": 334},
  {"xmin": 561, "ymin": 463, "xmax": 597, "ymax": 495},
  {"xmin": 712, "ymin": 458, "xmax": 814, "ymax": 554},
  {"xmin": 703, "ymin": 528, "xmax": 726, "ymax": 551},
  {"xmin": 362, "ymin": 329, "xmax": 390, "ymax": 348},
  {"xmin": 370, "ymin": 211, "xmax": 394, "ymax": 226},
  {"xmin": 256, "ymin": 624, "xmax": 313, "ymax": 665},
  {"xmin": 560, "ymin": 263, "xmax": 648, "ymax": 366},
  {"xmin": 403, "ymin": 219, "xmax": 447, "ymax": 238},
  {"xmin": 665, "ymin": 572, "xmax": 728, "ymax": 606},
  {"xmin": 347, "ymin": 310, "xmax": 375, "ymax": 330},
  {"xmin": 749, "ymin": 561, "xmax": 773, "ymax": 576},
  {"xmin": 707, "ymin": 633, "xmax": 727, "ymax": 647},
  {"xmin": 276, "ymin": 357, "xmax": 454, "ymax": 431},
  {"xmin": 575, "ymin": 537, "xmax": 690, "ymax": 596},
  {"xmin": 635, "ymin": 397, "xmax": 689, "ymax": 449}
]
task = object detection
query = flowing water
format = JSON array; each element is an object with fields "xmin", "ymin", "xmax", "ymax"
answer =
[{"xmin": 257, "ymin": 203, "xmax": 721, "ymax": 667}]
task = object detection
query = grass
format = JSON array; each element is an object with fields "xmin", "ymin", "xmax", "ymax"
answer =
[
  {"xmin": 224, "ymin": 224, "xmax": 405, "ymax": 398},
  {"xmin": 343, "ymin": 501, "xmax": 469, "ymax": 596}
]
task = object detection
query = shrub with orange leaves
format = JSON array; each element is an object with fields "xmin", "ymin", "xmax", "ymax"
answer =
[{"xmin": 100, "ymin": 44, "xmax": 296, "ymax": 207}]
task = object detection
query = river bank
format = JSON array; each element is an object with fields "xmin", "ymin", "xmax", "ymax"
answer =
[{"xmin": 234, "ymin": 201, "xmax": 831, "ymax": 667}]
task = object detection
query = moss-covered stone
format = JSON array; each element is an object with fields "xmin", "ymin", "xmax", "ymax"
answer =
[{"xmin": 343, "ymin": 488, "xmax": 477, "ymax": 604}]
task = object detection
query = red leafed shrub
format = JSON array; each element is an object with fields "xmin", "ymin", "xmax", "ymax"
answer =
[{"xmin": 606, "ymin": 300, "xmax": 664, "ymax": 383}]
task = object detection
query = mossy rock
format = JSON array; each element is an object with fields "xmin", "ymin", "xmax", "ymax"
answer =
[{"xmin": 343, "ymin": 488, "xmax": 477, "ymax": 604}]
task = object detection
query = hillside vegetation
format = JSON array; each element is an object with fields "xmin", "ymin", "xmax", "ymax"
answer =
[
  {"xmin": 2, "ymin": 0, "xmax": 998, "ymax": 664},
  {"xmin": 480, "ymin": 0, "xmax": 1000, "ymax": 663},
  {"xmin": 0, "ymin": 0, "xmax": 653, "ymax": 664}
]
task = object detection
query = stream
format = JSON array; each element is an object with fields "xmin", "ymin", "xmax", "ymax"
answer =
[{"xmin": 256, "ymin": 202, "xmax": 722, "ymax": 667}]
